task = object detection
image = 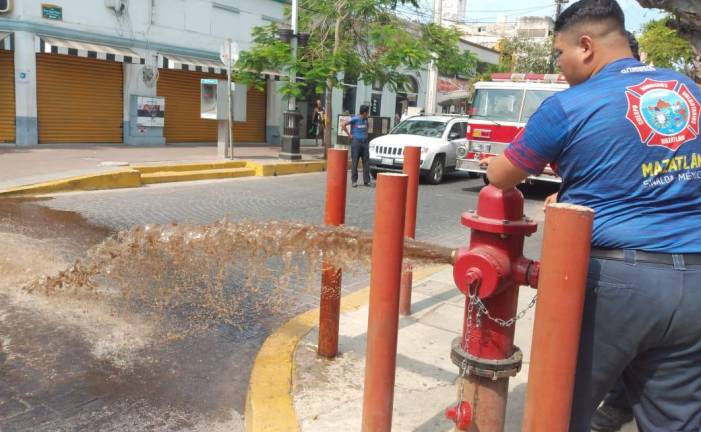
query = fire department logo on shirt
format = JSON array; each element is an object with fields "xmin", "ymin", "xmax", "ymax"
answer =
[{"xmin": 625, "ymin": 78, "xmax": 700, "ymax": 150}]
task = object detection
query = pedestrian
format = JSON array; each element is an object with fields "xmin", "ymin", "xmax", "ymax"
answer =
[
  {"xmin": 311, "ymin": 98, "xmax": 324, "ymax": 146},
  {"xmin": 482, "ymin": 1, "xmax": 701, "ymax": 431},
  {"xmin": 341, "ymin": 105, "xmax": 372, "ymax": 188}
]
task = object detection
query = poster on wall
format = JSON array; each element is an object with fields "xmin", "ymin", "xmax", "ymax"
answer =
[
  {"xmin": 370, "ymin": 93, "xmax": 382, "ymax": 116},
  {"xmin": 137, "ymin": 96, "xmax": 165, "ymax": 127}
]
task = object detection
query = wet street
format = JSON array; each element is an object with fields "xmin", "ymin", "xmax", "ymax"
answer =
[{"xmin": 0, "ymin": 172, "xmax": 556, "ymax": 431}]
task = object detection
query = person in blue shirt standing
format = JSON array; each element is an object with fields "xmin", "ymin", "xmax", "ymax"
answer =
[
  {"xmin": 342, "ymin": 105, "xmax": 372, "ymax": 188},
  {"xmin": 482, "ymin": 0, "xmax": 701, "ymax": 430}
]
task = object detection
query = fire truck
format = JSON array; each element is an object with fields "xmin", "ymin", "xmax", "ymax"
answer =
[{"xmin": 455, "ymin": 73, "xmax": 569, "ymax": 183}]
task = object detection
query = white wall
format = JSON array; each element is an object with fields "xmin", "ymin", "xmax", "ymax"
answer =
[{"xmin": 6, "ymin": 0, "xmax": 284, "ymax": 53}]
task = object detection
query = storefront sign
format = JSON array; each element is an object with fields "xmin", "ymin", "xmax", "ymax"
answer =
[
  {"xmin": 17, "ymin": 70, "xmax": 30, "ymax": 84},
  {"xmin": 42, "ymin": 4, "xmax": 62, "ymax": 20},
  {"xmin": 136, "ymin": 96, "xmax": 165, "ymax": 127}
]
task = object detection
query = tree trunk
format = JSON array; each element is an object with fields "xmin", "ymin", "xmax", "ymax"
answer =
[{"xmin": 323, "ymin": 3, "xmax": 346, "ymax": 160}]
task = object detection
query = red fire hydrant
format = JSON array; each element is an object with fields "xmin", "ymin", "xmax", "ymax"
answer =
[{"xmin": 446, "ymin": 185, "xmax": 539, "ymax": 431}]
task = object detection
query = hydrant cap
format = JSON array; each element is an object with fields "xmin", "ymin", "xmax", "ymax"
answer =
[{"xmin": 477, "ymin": 185, "xmax": 524, "ymax": 221}]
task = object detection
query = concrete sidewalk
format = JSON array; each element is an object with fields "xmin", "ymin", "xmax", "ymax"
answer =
[
  {"xmin": 287, "ymin": 266, "xmax": 638, "ymax": 432},
  {"xmin": 0, "ymin": 143, "xmax": 325, "ymax": 191}
]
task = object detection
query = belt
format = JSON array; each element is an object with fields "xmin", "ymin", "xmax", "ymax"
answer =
[{"xmin": 590, "ymin": 248, "xmax": 701, "ymax": 265}]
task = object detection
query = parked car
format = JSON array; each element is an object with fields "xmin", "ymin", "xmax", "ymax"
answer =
[{"xmin": 368, "ymin": 114, "xmax": 469, "ymax": 184}]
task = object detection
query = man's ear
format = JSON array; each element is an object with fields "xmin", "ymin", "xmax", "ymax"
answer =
[{"xmin": 579, "ymin": 35, "xmax": 595, "ymax": 62}]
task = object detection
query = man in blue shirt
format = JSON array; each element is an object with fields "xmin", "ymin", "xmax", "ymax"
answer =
[
  {"xmin": 484, "ymin": 1, "xmax": 701, "ymax": 430},
  {"xmin": 342, "ymin": 105, "xmax": 372, "ymax": 187}
]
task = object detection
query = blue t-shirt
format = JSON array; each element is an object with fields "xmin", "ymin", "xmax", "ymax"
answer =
[
  {"xmin": 504, "ymin": 58, "xmax": 701, "ymax": 253},
  {"xmin": 349, "ymin": 116, "xmax": 369, "ymax": 140}
]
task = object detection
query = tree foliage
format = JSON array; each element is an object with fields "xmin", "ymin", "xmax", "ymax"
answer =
[
  {"xmin": 639, "ymin": 17, "xmax": 696, "ymax": 77},
  {"xmin": 234, "ymin": 0, "xmax": 478, "ymax": 135},
  {"xmin": 496, "ymin": 37, "xmax": 554, "ymax": 74}
]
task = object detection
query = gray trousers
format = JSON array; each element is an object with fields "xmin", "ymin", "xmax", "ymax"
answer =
[{"xmin": 570, "ymin": 253, "xmax": 701, "ymax": 431}]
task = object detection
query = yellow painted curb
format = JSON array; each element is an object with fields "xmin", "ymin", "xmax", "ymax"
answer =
[
  {"xmin": 133, "ymin": 160, "xmax": 248, "ymax": 174},
  {"xmin": 247, "ymin": 161, "xmax": 326, "ymax": 177},
  {"xmin": 244, "ymin": 264, "xmax": 450, "ymax": 432},
  {"xmin": 0, "ymin": 169, "xmax": 142, "ymax": 197}
]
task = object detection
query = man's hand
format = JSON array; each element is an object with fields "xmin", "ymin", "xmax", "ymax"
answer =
[
  {"xmin": 479, "ymin": 157, "xmax": 494, "ymax": 169},
  {"xmin": 543, "ymin": 192, "xmax": 558, "ymax": 211},
  {"xmin": 485, "ymin": 155, "xmax": 529, "ymax": 190}
]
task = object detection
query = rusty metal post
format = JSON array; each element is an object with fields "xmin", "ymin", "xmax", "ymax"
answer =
[
  {"xmin": 399, "ymin": 146, "xmax": 421, "ymax": 316},
  {"xmin": 522, "ymin": 203, "xmax": 594, "ymax": 432},
  {"xmin": 318, "ymin": 148, "xmax": 348, "ymax": 358},
  {"xmin": 361, "ymin": 173, "xmax": 408, "ymax": 432}
]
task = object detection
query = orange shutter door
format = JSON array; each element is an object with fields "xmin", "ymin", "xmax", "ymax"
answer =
[
  {"xmin": 37, "ymin": 54, "xmax": 123, "ymax": 143},
  {"xmin": 0, "ymin": 51, "xmax": 15, "ymax": 143},
  {"xmin": 233, "ymin": 86, "xmax": 266, "ymax": 143},
  {"xmin": 157, "ymin": 69, "xmax": 221, "ymax": 143}
]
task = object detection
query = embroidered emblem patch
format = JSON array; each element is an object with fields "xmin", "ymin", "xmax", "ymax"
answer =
[{"xmin": 625, "ymin": 78, "xmax": 700, "ymax": 150}]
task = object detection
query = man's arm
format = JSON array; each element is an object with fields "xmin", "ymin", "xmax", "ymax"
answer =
[
  {"xmin": 483, "ymin": 155, "xmax": 530, "ymax": 190},
  {"xmin": 341, "ymin": 119, "xmax": 351, "ymax": 137}
]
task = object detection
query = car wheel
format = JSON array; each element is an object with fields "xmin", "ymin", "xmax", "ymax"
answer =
[
  {"xmin": 370, "ymin": 169, "xmax": 378, "ymax": 179},
  {"xmin": 426, "ymin": 156, "xmax": 445, "ymax": 185}
]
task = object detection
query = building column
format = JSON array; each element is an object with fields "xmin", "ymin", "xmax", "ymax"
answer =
[
  {"xmin": 266, "ymin": 79, "xmax": 283, "ymax": 145},
  {"xmin": 14, "ymin": 31, "xmax": 38, "ymax": 146},
  {"xmin": 123, "ymin": 61, "xmax": 166, "ymax": 145}
]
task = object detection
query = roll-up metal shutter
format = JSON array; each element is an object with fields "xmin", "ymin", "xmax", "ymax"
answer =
[
  {"xmin": 158, "ymin": 69, "xmax": 267, "ymax": 144},
  {"xmin": 37, "ymin": 54, "xmax": 123, "ymax": 143},
  {"xmin": 233, "ymin": 86, "xmax": 266, "ymax": 143},
  {"xmin": 157, "ymin": 69, "xmax": 220, "ymax": 143},
  {"xmin": 0, "ymin": 51, "xmax": 15, "ymax": 143}
]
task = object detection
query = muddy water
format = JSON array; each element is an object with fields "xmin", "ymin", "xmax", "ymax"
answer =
[
  {"xmin": 0, "ymin": 200, "xmax": 452, "ymax": 430},
  {"xmin": 22, "ymin": 220, "xmax": 452, "ymax": 344}
]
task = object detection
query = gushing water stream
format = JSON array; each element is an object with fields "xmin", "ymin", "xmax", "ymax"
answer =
[{"xmin": 22, "ymin": 220, "xmax": 453, "ymax": 346}]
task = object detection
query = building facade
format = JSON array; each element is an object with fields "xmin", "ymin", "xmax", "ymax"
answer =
[
  {"xmin": 0, "ymin": 1, "xmax": 497, "ymax": 147},
  {"xmin": 457, "ymin": 16, "xmax": 554, "ymax": 49},
  {"xmin": 0, "ymin": 0, "xmax": 286, "ymax": 146}
]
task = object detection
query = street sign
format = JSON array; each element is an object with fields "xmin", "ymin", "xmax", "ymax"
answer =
[
  {"xmin": 219, "ymin": 41, "xmax": 239, "ymax": 67},
  {"xmin": 42, "ymin": 4, "xmax": 62, "ymax": 20}
]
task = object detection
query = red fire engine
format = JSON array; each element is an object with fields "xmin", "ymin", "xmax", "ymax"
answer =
[{"xmin": 456, "ymin": 73, "xmax": 569, "ymax": 183}]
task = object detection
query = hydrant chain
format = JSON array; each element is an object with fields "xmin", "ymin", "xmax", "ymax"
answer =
[{"xmin": 471, "ymin": 293, "xmax": 539, "ymax": 328}]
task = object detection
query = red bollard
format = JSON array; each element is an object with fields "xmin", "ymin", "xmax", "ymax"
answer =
[
  {"xmin": 399, "ymin": 146, "xmax": 421, "ymax": 316},
  {"xmin": 361, "ymin": 173, "xmax": 408, "ymax": 432},
  {"xmin": 522, "ymin": 203, "xmax": 593, "ymax": 432},
  {"xmin": 318, "ymin": 148, "xmax": 348, "ymax": 358},
  {"xmin": 447, "ymin": 185, "xmax": 539, "ymax": 431}
]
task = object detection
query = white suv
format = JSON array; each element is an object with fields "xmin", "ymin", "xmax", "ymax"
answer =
[{"xmin": 369, "ymin": 115, "xmax": 469, "ymax": 184}]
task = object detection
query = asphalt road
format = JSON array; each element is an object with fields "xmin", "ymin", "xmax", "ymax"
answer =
[{"xmin": 0, "ymin": 172, "xmax": 557, "ymax": 431}]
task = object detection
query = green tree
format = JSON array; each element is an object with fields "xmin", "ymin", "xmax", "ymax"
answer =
[
  {"xmin": 496, "ymin": 37, "xmax": 554, "ymax": 74},
  {"xmin": 235, "ymin": 0, "xmax": 478, "ymax": 152},
  {"xmin": 639, "ymin": 17, "xmax": 696, "ymax": 77}
]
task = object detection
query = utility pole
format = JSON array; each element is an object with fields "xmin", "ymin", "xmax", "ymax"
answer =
[
  {"xmin": 425, "ymin": 0, "xmax": 442, "ymax": 114},
  {"xmin": 549, "ymin": 0, "xmax": 568, "ymax": 73},
  {"xmin": 279, "ymin": 0, "xmax": 303, "ymax": 160}
]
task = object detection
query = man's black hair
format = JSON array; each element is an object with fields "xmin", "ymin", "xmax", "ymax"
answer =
[
  {"xmin": 626, "ymin": 31, "xmax": 640, "ymax": 60},
  {"xmin": 359, "ymin": 105, "xmax": 370, "ymax": 115},
  {"xmin": 554, "ymin": 0, "xmax": 625, "ymax": 34}
]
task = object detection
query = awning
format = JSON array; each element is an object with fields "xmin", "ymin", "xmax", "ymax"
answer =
[
  {"xmin": 0, "ymin": 32, "xmax": 13, "ymax": 51},
  {"xmin": 437, "ymin": 90, "xmax": 471, "ymax": 104},
  {"xmin": 37, "ymin": 36, "xmax": 145, "ymax": 64},
  {"xmin": 158, "ymin": 53, "xmax": 227, "ymax": 75}
]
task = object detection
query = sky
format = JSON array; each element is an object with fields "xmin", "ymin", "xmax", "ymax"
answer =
[{"xmin": 412, "ymin": 0, "xmax": 665, "ymax": 33}]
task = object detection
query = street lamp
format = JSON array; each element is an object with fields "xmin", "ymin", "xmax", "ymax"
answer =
[{"xmin": 278, "ymin": 0, "xmax": 310, "ymax": 161}]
